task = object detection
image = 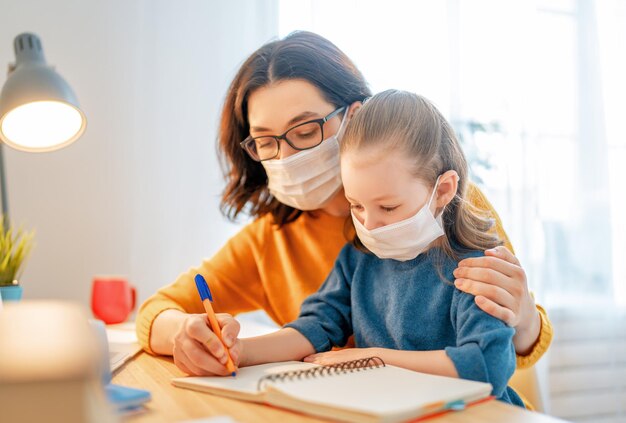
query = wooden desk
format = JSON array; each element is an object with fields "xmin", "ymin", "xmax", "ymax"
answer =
[{"xmin": 113, "ymin": 352, "xmax": 567, "ymax": 423}]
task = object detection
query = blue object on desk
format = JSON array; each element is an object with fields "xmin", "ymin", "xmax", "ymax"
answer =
[
  {"xmin": 91, "ymin": 319, "xmax": 152, "ymax": 412},
  {"xmin": 104, "ymin": 383, "xmax": 152, "ymax": 412}
]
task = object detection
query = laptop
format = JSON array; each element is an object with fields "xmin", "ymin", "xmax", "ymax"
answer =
[
  {"xmin": 92, "ymin": 320, "xmax": 151, "ymax": 412},
  {"xmin": 109, "ymin": 341, "xmax": 142, "ymax": 372},
  {"xmin": 104, "ymin": 323, "xmax": 143, "ymax": 372}
]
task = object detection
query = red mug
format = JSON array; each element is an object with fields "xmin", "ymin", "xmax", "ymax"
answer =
[{"xmin": 91, "ymin": 276, "xmax": 136, "ymax": 324}]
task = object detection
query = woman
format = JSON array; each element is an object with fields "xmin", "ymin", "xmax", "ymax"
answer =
[{"xmin": 137, "ymin": 31, "xmax": 551, "ymax": 383}]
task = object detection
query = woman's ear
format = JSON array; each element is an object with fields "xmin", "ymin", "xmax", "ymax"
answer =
[
  {"xmin": 347, "ymin": 101, "xmax": 362, "ymax": 119},
  {"xmin": 435, "ymin": 170, "xmax": 460, "ymax": 209},
  {"xmin": 338, "ymin": 101, "xmax": 362, "ymax": 138}
]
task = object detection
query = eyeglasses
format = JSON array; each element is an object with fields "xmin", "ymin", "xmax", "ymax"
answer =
[{"xmin": 240, "ymin": 106, "xmax": 346, "ymax": 161}]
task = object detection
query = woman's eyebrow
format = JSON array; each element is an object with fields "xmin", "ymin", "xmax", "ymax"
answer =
[
  {"xmin": 286, "ymin": 111, "xmax": 319, "ymax": 126},
  {"xmin": 250, "ymin": 111, "xmax": 320, "ymax": 133}
]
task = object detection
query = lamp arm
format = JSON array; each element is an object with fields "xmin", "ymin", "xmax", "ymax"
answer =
[{"xmin": 0, "ymin": 143, "xmax": 10, "ymax": 232}]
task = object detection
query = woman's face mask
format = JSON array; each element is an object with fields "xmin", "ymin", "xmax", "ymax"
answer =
[
  {"xmin": 246, "ymin": 80, "xmax": 351, "ymax": 211},
  {"xmin": 259, "ymin": 109, "xmax": 349, "ymax": 211}
]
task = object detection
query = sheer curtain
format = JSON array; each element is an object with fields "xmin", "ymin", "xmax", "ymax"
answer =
[
  {"xmin": 597, "ymin": 0, "xmax": 626, "ymax": 307},
  {"xmin": 279, "ymin": 0, "xmax": 624, "ymax": 312},
  {"xmin": 279, "ymin": 0, "xmax": 626, "ymax": 420}
]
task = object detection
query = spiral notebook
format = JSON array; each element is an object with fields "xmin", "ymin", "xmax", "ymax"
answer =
[{"xmin": 171, "ymin": 358, "xmax": 493, "ymax": 423}]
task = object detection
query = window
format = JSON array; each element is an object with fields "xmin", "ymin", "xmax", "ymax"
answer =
[{"xmin": 279, "ymin": 0, "xmax": 626, "ymax": 308}]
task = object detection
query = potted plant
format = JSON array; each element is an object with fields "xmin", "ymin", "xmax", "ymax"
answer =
[{"xmin": 0, "ymin": 218, "xmax": 34, "ymax": 302}]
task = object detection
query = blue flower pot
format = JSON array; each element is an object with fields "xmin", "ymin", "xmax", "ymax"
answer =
[{"xmin": 0, "ymin": 285, "xmax": 23, "ymax": 302}]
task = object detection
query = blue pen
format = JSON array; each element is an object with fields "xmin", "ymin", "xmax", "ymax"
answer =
[{"xmin": 194, "ymin": 274, "xmax": 237, "ymax": 376}]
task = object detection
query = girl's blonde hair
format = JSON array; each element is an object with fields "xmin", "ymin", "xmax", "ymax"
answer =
[{"xmin": 340, "ymin": 89, "xmax": 501, "ymax": 262}]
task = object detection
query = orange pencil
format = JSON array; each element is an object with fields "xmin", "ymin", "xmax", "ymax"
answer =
[{"xmin": 194, "ymin": 274, "xmax": 237, "ymax": 376}]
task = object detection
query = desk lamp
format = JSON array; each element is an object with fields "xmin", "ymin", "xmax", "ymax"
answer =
[{"xmin": 0, "ymin": 32, "xmax": 87, "ymax": 226}]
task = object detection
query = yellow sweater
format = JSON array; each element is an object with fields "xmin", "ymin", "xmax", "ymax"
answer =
[{"xmin": 137, "ymin": 184, "xmax": 552, "ymax": 370}]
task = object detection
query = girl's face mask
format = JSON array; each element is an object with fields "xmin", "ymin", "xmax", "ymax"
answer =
[{"xmin": 351, "ymin": 176, "xmax": 445, "ymax": 261}]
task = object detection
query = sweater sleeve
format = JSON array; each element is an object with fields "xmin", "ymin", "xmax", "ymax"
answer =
[
  {"xmin": 445, "ymin": 289, "xmax": 517, "ymax": 398},
  {"xmin": 136, "ymin": 218, "xmax": 271, "ymax": 355},
  {"xmin": 516, "ymin": 304, "xmax": 553, "ymax": 369},
  {"xmin": 284, "ymin": 248, "xmax": 353, "ymax": 352}
]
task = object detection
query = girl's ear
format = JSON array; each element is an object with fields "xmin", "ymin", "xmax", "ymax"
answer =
[{"xmin": 435, "ymin": 170, "xmax": 460, "ymax": 209}]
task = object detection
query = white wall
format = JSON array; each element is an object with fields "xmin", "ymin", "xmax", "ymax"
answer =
[{"xmin": 0, "ymin": 0, "xmax": 278, "ymax": 307}]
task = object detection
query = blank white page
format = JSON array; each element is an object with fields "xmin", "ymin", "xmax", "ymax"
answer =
[{"xmin": 271, "ymin": 365, "xmax": 492, "ymax": 416}]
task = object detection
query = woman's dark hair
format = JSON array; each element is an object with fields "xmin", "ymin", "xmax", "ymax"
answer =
[{"xmin": 218, "ymin": 31, "xmax": 371, "ymax": 225}]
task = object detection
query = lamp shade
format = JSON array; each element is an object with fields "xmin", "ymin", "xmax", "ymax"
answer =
[{"xmin": 0, "ymin": 33, "xmax": 86, "ymax": 152}]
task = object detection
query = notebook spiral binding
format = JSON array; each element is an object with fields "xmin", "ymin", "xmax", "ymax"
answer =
[{"xmin": 257, "ymin": 356, "xmax": 385, "ymax": 391}]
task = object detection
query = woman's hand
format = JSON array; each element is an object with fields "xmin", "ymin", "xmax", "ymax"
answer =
[
  {"xmin": 452, "ymin": 246, "xmax": 541, "ymax": 354},
  {"xmin": 172, "ymin": 313, "xmax": 242, "ymax": 376},
  {"xmin": 303, "ymin": 348, "xmax": 379, "ymax": 366}
]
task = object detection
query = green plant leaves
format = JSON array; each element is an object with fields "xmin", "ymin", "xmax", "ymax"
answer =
[{"xmin": 0, "ymin": 216, "xmax": 35, "ymax": 286}]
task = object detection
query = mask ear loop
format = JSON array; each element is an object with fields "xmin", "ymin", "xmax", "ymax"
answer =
[
  {"xmin": 427, "ymin": 175, "xmax": 448, "ymax": 221},
  {"xmin": 427, "ymin": 175, "xmax": 442, "ymax": 208},
  {"xmin": 335, "ymin": 105, "xmax": 351, "ymax": 142}
]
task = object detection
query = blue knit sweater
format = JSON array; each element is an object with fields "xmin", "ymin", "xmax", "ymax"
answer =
[{"xmin": 285, "ymin": 243, "xmax": 524, "ymax": 407}]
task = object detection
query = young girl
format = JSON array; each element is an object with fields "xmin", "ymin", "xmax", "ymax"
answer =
[{"xmin": 201, "ymin": 90, "xmax": 523, "ymax": 406}]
